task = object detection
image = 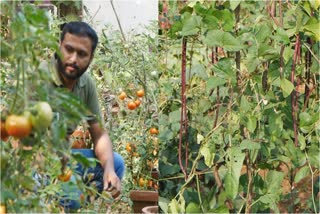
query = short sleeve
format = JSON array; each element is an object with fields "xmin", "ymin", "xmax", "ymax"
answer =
[{"xmin": 85, "ymin": 75, "xmax": 103, "ymax": 123}]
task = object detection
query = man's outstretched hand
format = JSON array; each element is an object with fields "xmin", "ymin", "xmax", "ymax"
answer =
[{"xmin": 103, "ymin": 170, "xmax": 121, "ymax": 199}]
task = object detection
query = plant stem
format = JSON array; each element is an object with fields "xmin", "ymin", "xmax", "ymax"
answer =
[
  {"xmin": 10, "ymin": 59, "xmax": 21, "ymax": 113},
  {"xmin": 291, "ymin": 34, "xmax": 300, "ymax": 147},
  {"xmin": 110, "ymin": 0, "xmax": 126, "ymax": 42},
  {"xmin": 304, "ymin": 37, "xmax": 312, "ymax": 110},
  {"xmin": 305, "ymin": 151, "xmax": 318, "ymax": 213},
  {"xmin": 196, "ymin": 174, "xmax": 204, "ymax": 212},
  {"xmin": 245, "ymin": 151, "xmax": 253, "ymax": 214},
  {"xmin": 179, "ymin": 37, "xmax": 188, "ymax": 180}
]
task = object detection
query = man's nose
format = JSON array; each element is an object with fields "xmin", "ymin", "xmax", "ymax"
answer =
[{"xmin": 69, "ymin": 52, "xmax": 78, "ymax": 63}]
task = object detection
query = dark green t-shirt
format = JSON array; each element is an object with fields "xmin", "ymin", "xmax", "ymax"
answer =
[{"xmin": 39, "ymin": 56, "xmax": 103, "ymax": 125}]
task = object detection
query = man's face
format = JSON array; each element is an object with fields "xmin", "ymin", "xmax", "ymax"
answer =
[{"xmin": 57, "ymin": 33, "xmax": 93, "ymax": 80}]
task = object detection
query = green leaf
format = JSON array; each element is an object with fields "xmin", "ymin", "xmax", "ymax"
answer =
[
  {"xmin": 181, "ymin": 15, "xmax": 202, "ymax": 36},
  {"xmin": 213, "ymin": 9, "xmax": 235, "ymax": 31},
  {"xmin": 255, "ymin": 24, "xmax": 271, "ymax": 43},
  {"xmin": 298, "ymin": 134, "xmax": 306, "ymax": 150},
  {"xmin": 273, "ymin": 28, "xmax": 290, "ymax": 45},
  {"xmin": 203, "ymin": 30, "xmax": 244, "ymax": 51},
  {"xmin": 169, "ymin": 110, "xmax": 181, "ymax": 123},
  {"xmin": 190, "ymin": 64, "xmax": 207, "ymax": 79},
  {"xmin": 225, "ymin": 147, "xmax": 245, "ymax": 199},
  {"xmin": 159, "ymin": 197, "xmax": 170, "ymax": 214},
  {"xmin": 200, "ymin": 143, "xmax": 215, "ymax": 167},
  {"xmin": 71, "ymin": 153, "xmax": 97, "ymax": 168},
  {"xmin": 309, "ymin": 0, "xmax": 320, "ymax": 9},
  {"xmin": 197, "ymin": 133, "xmax": 204, "ymax": 144},
  {"xmin": 303, "ymin": 17, "xmax": 320, "ymax": 41},
  {"xmin": 240, "ymin": 96, "xmax": 252, "ymax": 113},
  {"xmin": 259, "ymin": 194, "xmax": 279, "ymax": 213},
  {"xmin": 206, "ymin": 76, "xmax": 226, "ymax": 91},
  {"xmin": 240, "ymin": 140, "xmax": 261, "ymax": 151},
  {"xmin": 258, "ymin": 43, "xmax": 280, "ymax": 59},
  {"xmin": 299, "ymin": 112, "xmax": 312, "ymax": 126},
  {"xmin": 230, "ymin": 1, "xmax": 241, "ymax": 10},
  {"xmin": 224, "ymin": 171, "xmax": 238, "ymax": 199},
  {"xmin": 203, "ymin": 14, "xmax": 219, "ymax": 30},
  {"xmin": 186, "ymin": 202, "xmax": 201, "ymax": 213},
  {"xmin": 266, "ymin": 170, "xmax": 284, "ymax": 194},
  {"xmin": 209, "ymin": 205, "xmax": 230, "ymax": 213},
  {"xmin": 280, "ymin": 78, "xmax": 294, "ymax": 98},
  {"xmin": 294, "ymin": 166, "xmax": 310, "ymax": 183},
  {"xmin": 247, "ymin": 115, "xmax": 257, "ymax": 133},
  {"xmin": 168, "ymin": 197, "xmax": 185, "ymax": 213}
]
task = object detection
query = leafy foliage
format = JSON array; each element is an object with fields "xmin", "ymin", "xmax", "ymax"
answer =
[{"xmin": 158, "ymin": 0, "xmax": 319, "ymax": 213}]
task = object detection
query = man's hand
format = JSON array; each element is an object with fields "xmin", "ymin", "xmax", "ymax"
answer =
[{"xmin": 103, "ymin": 169, "xmax": 121, "ymax": 199}]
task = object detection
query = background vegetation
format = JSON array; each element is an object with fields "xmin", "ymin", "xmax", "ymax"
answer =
[{"xmin": 157, "ymin": 1, "xmax": 319, "ymax": 213}]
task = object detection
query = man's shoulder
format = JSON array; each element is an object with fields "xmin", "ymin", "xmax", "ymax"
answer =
[
  {"xmin": 39, "ymin": 56, "xmax": 55, "ymax": 71},
  {"xmin": 78, "ymin": 72, "xmax": 96, "ymax": 89}
]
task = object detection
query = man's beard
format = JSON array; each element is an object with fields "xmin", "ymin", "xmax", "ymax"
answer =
[{"xmin": 57, "ymin": 55, "xmax": 89, "ymax": 80}]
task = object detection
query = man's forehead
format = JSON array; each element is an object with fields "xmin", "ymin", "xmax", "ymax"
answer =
[{"xmin": 61, "ymin": 33, "xmax": 92, "ymax": 52}]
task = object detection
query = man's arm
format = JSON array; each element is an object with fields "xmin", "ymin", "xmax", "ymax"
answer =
[{"xmin": 88, "ymin": 121, "xmax": 121, "ymax": 197}]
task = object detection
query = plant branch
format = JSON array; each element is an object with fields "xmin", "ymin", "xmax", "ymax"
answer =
[
  {"xmin": 179, "ymin": 37, "xmax": 188, "ymax": 180},
  {"xmin": 305, "ymin": 151, "xmax": 318, "ymax": 213},
  {"xmin": 291, "ymin": 34, "xmax": 300, "ymax": 147},
  {"xmin": 245, "ymin": 151, "xmax": 253, "ymax": 214},
  {"xmin": 110, "ymin": 0, "xmax": 126, "ymax": 42}
]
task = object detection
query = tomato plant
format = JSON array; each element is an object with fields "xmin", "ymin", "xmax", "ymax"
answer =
[
  {"xmin": 92, "ymin": 21, "xmax": 160, "ymax": 201},
  {"xmin": 0, "ymin": 3, "xmax": 98, "ymax": 212}
]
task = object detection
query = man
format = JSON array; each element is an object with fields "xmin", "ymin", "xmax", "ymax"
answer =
[{"xmin": 40, "ymin": 21, "xmax": 125, "ymax": 210}]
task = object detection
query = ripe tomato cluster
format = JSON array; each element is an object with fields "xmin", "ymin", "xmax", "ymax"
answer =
[
  {"xmin": 0, "ymin": 102, "xmax": 53, "ymax": 141},
  {"xmin": 125, "ymin": 142, "xmax": 138, "ymax": 157},
  {"xmin": 58, "ymin": 168, "xmax": 72, "ymax": 182},
  {"xmin": 118, "ymin": 89, "xmax": 144, "ymax": 111},
  {"xmin": 136, "ymin": 177, "xmax": 158, "ymax": 190}
]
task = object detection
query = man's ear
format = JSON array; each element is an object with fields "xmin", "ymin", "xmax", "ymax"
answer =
[
  {"xmin": 60, "ymin": 23, "xmax": 66, "ymax": 31},
  {"xmin": 89, "ymin": 54, "xmax": 94, "ymax": 63}
]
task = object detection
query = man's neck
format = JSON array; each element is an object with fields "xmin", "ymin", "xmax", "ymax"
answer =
[{"xmin": 58, "ymin": 71, "xmax": 76, "ymax": 91}]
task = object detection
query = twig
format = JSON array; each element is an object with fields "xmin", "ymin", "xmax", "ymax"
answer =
[
  {"xmin": 87, "ymin": 5, "xmax": 101, "ymax": 25},
  {"xmin": 245, "ymin": 151, "xmax": 253, "ymax": 213},
  {"xmin": 179, "ymin": 37, "xmax": 188, "ymax": 180},
  {"xmin": 110, "ymin": 0, "xmax": 126, "ymax": 42},
  {"xmin": 305, "ymin": 151, "xmax": 318, "ymax": 213},
  {"xmin": 291, "ymin": 34, "xmax": 300, "ymax": 147}
]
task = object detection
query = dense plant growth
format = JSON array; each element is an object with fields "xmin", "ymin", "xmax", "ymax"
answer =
[
  {"xmin": 0, "ymin": 2, "xmax": 140, "ymax": 212},
  {"xmin": 158, "ymin": 1, "xmax": 319, "ymax": 213},
  {"xmin": 91, "ymin": 24, "xmax": 160, "ymax": 194}
]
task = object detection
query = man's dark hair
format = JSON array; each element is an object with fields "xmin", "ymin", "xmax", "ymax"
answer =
[{"xmin": 60, "ymin": 21, "xmax": 98, "ymax": 54}]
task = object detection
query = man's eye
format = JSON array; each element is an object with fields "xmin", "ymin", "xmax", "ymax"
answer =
[
  {"xmin": 65, "ymin": 46, "xmax": 73, "ymax": 53},
  {"xmin": 78, "ymin": 51, "xmax": 87, "ymax": 58}
]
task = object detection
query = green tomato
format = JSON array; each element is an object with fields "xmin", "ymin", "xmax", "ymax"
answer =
[{"xmin": 30, "ymin": 102, "xmax": 53, "ymax": 131}]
